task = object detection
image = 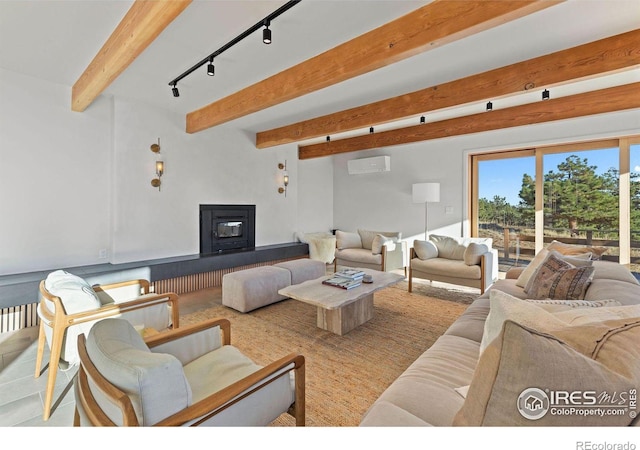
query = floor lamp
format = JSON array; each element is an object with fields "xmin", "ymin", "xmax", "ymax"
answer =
[{"xmin": 412, "ymin": 182, "xmax": 440, "ymax": 240}]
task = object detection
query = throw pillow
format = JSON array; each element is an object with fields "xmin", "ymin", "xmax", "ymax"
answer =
[
  {"xmin": 429, "ymin": 234, "xmax": 466, "ymax": 260},
  {"xmin": 453, "ymin": 320, "xmax": 639, "ymax": 426},
  {"xmin": 413, "ymin": 239, "xmax": 438, "ymax": 260},
  {"xmin": 548, "ymin": 240, "xmax": 608, "ymax": 260},
  {"xmin": 463, "ymin": 242, "xmax": 488, "ymax": 266},
  {"xmin": 480, "ymin": 290, "xmax": 640, "ymax": 355},
  {"xmin": 44, "ymin": 270, "xmax": 101, "ymax": 314},
  {"xmin": 526, "ymin": 264, "xmax": 595, "ymax": 300},
  {"xmin": 371, "ymin": 234, "xmax": 395, "ymax": 255},
  {"xmin": 523, "ymin": 251, "xmax": 575, "ymax": 295},
  {"xmin": 335, "ymin": 230, "xmax": 362, "ymax": 249},
  {"xmin": 525, "ymin": 299, "xmax": 622, "ymax": 312},
  {"xmin": 515, "ymin": 248, "xmax": 549, "ymax": 288},
  {"xmin": 357, "ymin": 229, "xmax": 401, "ymax": 251}
]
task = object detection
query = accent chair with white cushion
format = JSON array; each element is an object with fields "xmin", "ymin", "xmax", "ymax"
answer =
[
  {"xmin": 334, "ymin": 229, "xmax": 407, "ymax": 274},
  {"xmin": 409, "ymin": 234, "xmax": 498, "ymax": 294},
  {"xmin": 35, "ymin": 270, "xmax": 179, "ymax": 421},
  {"xmin": 74, "ymin": 318, "xmax": 305, "ymax": 426}
]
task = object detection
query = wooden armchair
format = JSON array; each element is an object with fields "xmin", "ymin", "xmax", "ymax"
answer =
[
  {"xmin": 35, "ymin": 270, "xmax": 179, "ymax": 420},
  {"xmin": 74, "ymin": 318, "xmax": 305, "ymax": 426}
]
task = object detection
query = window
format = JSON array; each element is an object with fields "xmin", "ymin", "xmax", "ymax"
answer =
[{"xmin": 471, "ymin": 136, "xmax": 639, "ymax": 278}]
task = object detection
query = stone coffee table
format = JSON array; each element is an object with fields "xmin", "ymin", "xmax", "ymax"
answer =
[{"xmin": 278, "ymin": 268, "xmax": 404, "ymax": 335}]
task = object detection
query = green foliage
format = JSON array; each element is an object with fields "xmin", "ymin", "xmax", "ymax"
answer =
[{"xmin": 479, "ymin": 154, "xmax": 640, "ymax": 234}]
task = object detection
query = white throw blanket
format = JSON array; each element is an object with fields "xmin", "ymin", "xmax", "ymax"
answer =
[{"xmin": 296, "ymin": 232, "xmax": 336, "ymax": 264}]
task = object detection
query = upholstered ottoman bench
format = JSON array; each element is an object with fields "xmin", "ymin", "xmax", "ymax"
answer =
[
  {"xmin": 222, "ymin": 266, "xmax": 291, "ymax": 313},
  {"xmin": 222, "ymin": 259, "xmax": 327, "ymax": 313},
  {"xmin": 274, "ymin": 259, "xmax": 326, "ymax": 284}
]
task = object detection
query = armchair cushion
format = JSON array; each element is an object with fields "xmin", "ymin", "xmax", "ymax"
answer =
[
  {"xmin": 336, "ymin": 230, "xmax": 362, "ymax": 249},
  {"xmin": 413, "ymin": 239, "xmax": 438, "ymax": 260},
  {"xmin": 335, "ymin": 248, "xmax": 382, "ymax": 266},
  {"xmin": 86, "ymin": 319, "xmax": 192, "ymax": 426}
]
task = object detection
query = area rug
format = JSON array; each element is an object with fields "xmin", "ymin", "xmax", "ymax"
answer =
[{"xmin": 181, "ymin": 284, "xmax": 474, "ymax": 426}]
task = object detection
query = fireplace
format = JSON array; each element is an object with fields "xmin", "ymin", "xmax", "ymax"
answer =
[{"xmin": 200, "ymin": 204, "xmax": 256, "ymax": 254}]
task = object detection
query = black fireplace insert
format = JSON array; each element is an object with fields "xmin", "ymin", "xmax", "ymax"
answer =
[{"xmin": 200, "ymin": 204, "xmax": 256, "ymax": 254}]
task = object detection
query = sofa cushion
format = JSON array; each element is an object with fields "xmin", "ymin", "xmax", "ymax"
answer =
[
  {"xmin": 371, "ymin": 234, "xmax": 395, "ymax": 255},
  {"xmin": 411, "ymin": 257, "xmax": 481, "ymax": 280},
  {"xmin": 335, "ymin": 230, "xmax": 362, "ymax": 249},
  {"xmin": 548, "ymin": 239, "xmax": 608, "ymax": 259},
  {"xmin": 444, "ymin": 297, "xmax": 490, "ymax": 343},
  {"xmin": 413, "ymin": 239, "xmax": 438, "ymax": 260},
  {"xmin": 585, "ymin": 279, "xmax": 640, "ymax": 306},
  {"xmin": 453, "ymin": 319, "xmax": 639, "ymax": 426},
  {"xmin": 480, "ymin": 290, "xmax": 640, "ymax": 355},
  {"xmin": 360, "ymin": 334, "xmax": 479, "ymax": 427},
  {"xmin": 358, "ymin": 229, "xmax": 401, "ymax": 250},
  {"xmin": 590, "ymin": 260, "xmax": 640, "ymax": 284},
  {"xmin": 463, "ymin": 243, "xmax": 488, "ymax": 266}
]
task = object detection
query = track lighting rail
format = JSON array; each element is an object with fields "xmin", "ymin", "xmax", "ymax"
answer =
[{"xmin": 168, "ymin": 0, "xmax": 301, "ymax": 94}]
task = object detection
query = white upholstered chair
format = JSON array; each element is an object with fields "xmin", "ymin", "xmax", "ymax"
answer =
[
  {"xmin": 334, "ymin": 229, "xmax": 407, "ymax": 274},
  {"xmin": 35, "ymin": 270, "xmax": 179, "ymax": 420},
  {"xmin": 74, "ymin": 317, "xmax": 305, "ymax": 426}
]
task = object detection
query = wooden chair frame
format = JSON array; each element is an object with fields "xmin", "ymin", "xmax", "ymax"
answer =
[
  {"xmin": 35, "ymin": 278, "xmax": 179, "ymax": 421},
  {"xmin": 74, "ymin": 318, "xmax": 306, "ymax": 426}
]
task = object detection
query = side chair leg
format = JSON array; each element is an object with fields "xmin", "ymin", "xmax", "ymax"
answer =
[
  {"xmin": 34, "ymin": 321, "xmax": 47, "ymax": 378},
  {"xmin": 42, "ymin": 325, "xmax": 65, "ymax": 421}
]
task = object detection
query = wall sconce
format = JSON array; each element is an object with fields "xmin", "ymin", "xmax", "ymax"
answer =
[
  {"xmin": 278, "ymin": 161, "xmax": 289, "ymax": 196},
  {"xmin": 150, "ymin": 138, "xmax": 164, "ymax": 191}
]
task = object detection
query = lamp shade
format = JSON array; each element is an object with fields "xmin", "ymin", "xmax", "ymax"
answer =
[{"xmin": 412, "ymin": 182, "xmax": 440, "ymax": 203}]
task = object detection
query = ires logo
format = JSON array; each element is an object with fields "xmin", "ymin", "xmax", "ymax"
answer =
[{"xmin": 517, "ymin": 388, "xmax": 637, "ymax": 421}]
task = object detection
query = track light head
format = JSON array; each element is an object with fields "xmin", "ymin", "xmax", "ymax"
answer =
[
  {"xmin": 263, "ymin": 20, "xmax": 272, "ymax": 44},
  {"xmin": 486, "ymin": 101, "xmax": 493, "ymax": 111},
  {"xmin": 369, "ymin": 127, "xmax": 374, "ymax": 133},
  {"xmin": 171, "ymin": 84, "xmax": 179, "ymax": 97},
  {"xmin": 207, "ymin": 60, "xmax": 215, "ymax": 76},
  {"xmin": 542, "ymin": 89, "xmax": 550, "ymax": 100},
  {"xmin": 420, "ymin": 116, "xmax": 425, "ymax": 124}
]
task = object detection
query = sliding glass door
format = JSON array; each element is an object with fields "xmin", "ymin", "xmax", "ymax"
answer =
[{"xmin": 471, "ymin": 136, "xmax": 639, "ymax": 278}]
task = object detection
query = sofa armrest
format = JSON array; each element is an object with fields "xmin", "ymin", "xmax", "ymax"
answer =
[{"xmin": 146, "ymin": 318, "xmax": 230, "ymax": 365}]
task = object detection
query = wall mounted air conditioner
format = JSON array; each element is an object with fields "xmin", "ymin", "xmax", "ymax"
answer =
[{"xmin": 347, "ymin": 155, "xmax": 391, "ymax": 175}]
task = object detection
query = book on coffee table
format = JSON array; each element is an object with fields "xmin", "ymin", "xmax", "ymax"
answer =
[
  {"xmin": 334, "ymin": 269, "xmax": 365, "ymax": 280},
  {"xmin": 322, "ymin": 275, "xmax": 362, "ymax": 290}
]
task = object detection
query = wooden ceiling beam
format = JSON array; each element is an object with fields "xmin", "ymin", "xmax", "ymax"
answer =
[
  {"xmin": 186, "ymin": 0, "xmax": 561, "ymax": 134},
  {"xmin": 298, "ymin": 82, "xmax": 640, "ymax": 159},
  {"xmin": 71, "ymin": 0, "xmax": 192, "ymax": 112},
  {"xmin": 258, "ymin": 29, "xmax": 640, "ymax": 148}
]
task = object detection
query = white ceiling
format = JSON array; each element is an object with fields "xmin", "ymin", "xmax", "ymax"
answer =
[{"xmin": 1, "ymin": 0, "xmax": 639, "ymax": 139}]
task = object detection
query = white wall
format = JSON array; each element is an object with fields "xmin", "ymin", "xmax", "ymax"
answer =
[
  {"xmin": 333, "ymin": 110, "xmax": 640, "ymax": 245},
  {"xmin": 0, "ymin": 68, "xmax": 112, "ymax": 274},
  {"xmin": 0, "ymin": 69, "xmax": 333, "ymax": 275}
]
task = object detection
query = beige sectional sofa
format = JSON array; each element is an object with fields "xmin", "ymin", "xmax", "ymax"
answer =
[
  {"xmin": 360, "ymin": 247, "xmax": 640, "ymax": 426},
  {"xmin": 409, "ymin": 234, "xmax": 499, "ymax": 294}
]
